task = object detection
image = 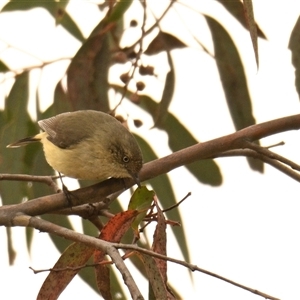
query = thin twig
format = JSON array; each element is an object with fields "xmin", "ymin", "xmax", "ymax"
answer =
[
  {"xmin": 113, "ymin": 243, "xmax": 279, "ymax": 300},
  {"xmin": 216, "ymin": 148, "xmax": 300, "ymax": 182},
  {"xmin": 0, "ymin": 173, "xmax": 59, "ymax": 192},
  {"xmin": 243, "ymin": 140, "xmax": 300, "ymax": 172},
  {"xmin": 162, "ymin": 192, "xmax": 191, "ymax": 213},
  {"xmin": 13, "ymin": 214, "xmax": 278, "ymax": 300},
  {"xmin": 13, "ymin": 214, "xmax": 144, "ymax": 299}
]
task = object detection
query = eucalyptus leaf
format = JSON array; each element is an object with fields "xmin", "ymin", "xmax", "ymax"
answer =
[
  {"xmin": 0, "ymin": 72, "xmax": 33, "ymax": 205},
  {"xmin": 289, "ymin": 15, "xmax": 300, "ymax": 100},
  {"xmin": 0, "ymin": 60, "xmax": 9, "ymax": 72},
  {"xmin": 206, "ymin": 15, "xmax": 263, "ymax": 172},
  {"xmin": 216, "ymin": 0, "xmax": 266, "ymax": 39},
  {"xmin": 134, "ymin": 134, "xmax": 191, "ymax": 263}
]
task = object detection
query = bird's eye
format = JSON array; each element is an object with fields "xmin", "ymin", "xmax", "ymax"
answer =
[{"xmin": 123, "ymin": 155, "xmax": 130, "ymax": 163}]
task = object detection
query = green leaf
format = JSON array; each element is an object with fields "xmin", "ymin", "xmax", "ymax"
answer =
[
  {"xmin": 216, "ymin": 0, "xmax": 267, "ymax": 39},
  {"xmin": 128, "ymin": 186, "xmax": 155, "ymax": 211},
  {"xmin": 128, "ymin": 186, "xmax": 154, "ymax": 235},
  {"xmin": 1, "ymin": 0, "xmax": 51, "ymax": 11},
  {"xmin": 57, "ymin": 11, "xmax": 85, "ymax": 43},
  {"xmin": 1, "ymin": 0, "xmax": 84, "ymax": 42},
  {"xmin": 289, "ymin": 16, "xmax": 300, "ymax": 100},
  {"xmin": 104, "ymin": 0, "xmax": 133, "ymax": 24},
  {"xmin": 0, "ymin": 72, "xmax": 33, "ymax": 205},
  {"xmin": 6, "ymin": 227, "xmax": 16, "ymax": 265},
  {"xmin": 52, "ymin": 0, "xmax": 69, "ymax": 24},
  {"xmin": 160, "ymin": 113, "xmax": 223, "ymax": 185},
  {"xmin": 206, "ymin": 15, "xmax": 263, "ymax": 172},
  {"xmin": 0, "ymin": 60, "xmax": 9, "ymax": 72}
]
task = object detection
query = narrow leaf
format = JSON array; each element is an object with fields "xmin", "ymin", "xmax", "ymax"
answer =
[
  {"xmin": 67, "ymin": 30, "xmax": 110, "ymax": 111},
  {"xmin": 53, "ymin": 0, "xmax": 69, "ymax": 24},
  {"xmin": 216, "ymin": 0, "xmax": 266, "ymax": 39},
  {"xmin": 37, "ymin": 242, "xmax": 94, "ymax": 300},
  {"xmin": 243, "ymin": 0, "xmax": 259, "ymax": 67},
  {"xmin": 57, "ymin": 12, "xmax": 85, "ymax": 43},
  {"xmin": 1, "ymin": 0, "xmax": 52, "ymax": 11},
  {"xmin": 289, "ymin": 16, "xmax": 300, "ymax": 99},
  {"xmin": 0, "ymin": 60, "xmax": 9, "ymax": 72},
  {"xmin": 52, "ymin": 81, "xmax": 72, "ymax": 114},
  {"xmin": 1, "ymin": 0, "xmax": 85, "ymax": 42},
  {"xmin": 104, "ymin": 0, "xmax": 133, "ymax": 24},
  {"xmin": 94, "ymin": 210, "xmax": 139, "ymax": 296},
  {"xmin": 0, "ymin": 72, "xmax": 33, "ymax": 205},
  {"xmin": 161, "ymin": 113, "xmax": 224, "ymax": 184},
  {"xmin": 206, "ymin": 15, "xmax": 263, "ymax": 172},
  {"xmin": 144, "ymin": 31, "xmax": 187, "ymax": 55},
  {"xmin": 135, "ymin": 252, "xmax": 171, "ymax": 299},
  {"xmin": 155, "ymin": 52, "xmax": 175, "ymax": 126},
  {"xmin": 134, "ymin": 134, "xmax": 191, "ymax": 265},
  {"xmin": 152, "ymin": 202, "xmax": 167, "ymax": 282}
]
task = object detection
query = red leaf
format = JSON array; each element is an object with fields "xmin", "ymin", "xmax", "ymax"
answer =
[
  {"xmin": 152, "ymin": 201, "xmax": 167, "ymax": 283},
  {"xmin": 94, "ymin": 210, "xmax": 139, "ymax": 297},
  {"xmin": 37, "ymin": 242, "xmax": 94, "ymax": 300}
]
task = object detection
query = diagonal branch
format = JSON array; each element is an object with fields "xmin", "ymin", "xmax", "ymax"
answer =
[
  {"xmin": 215, "ymin": 148, "xmax": 300, "ymax": 182},
  {"xmin": 1, "ymin": 114, "xmax": 300, "ymax": 221},
  {"xmin": 12, "ymin": 214, "xmax": 144, "ymax": 300},
  {"xmin": 113, "ymin": 243, "xmax": 279, "ymax": 300},
  {"xmin": 11, "ymin": 213, "xmax": 279, "ymax": 300}
]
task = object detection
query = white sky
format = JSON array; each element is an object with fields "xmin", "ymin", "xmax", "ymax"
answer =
[{"xmin": 1, "ymin": 1, "xmax": 300, "ymax": 299}]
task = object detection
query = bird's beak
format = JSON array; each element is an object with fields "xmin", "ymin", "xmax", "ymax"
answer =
[{"xmin": 131, "ymin": 173, "xmax": 141, "ymax": 188}]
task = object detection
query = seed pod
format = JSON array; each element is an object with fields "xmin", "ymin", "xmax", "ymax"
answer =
[
  {"xmin": 136, "ymin": 81, "xmax": 145, "ymax": 91},
  {"xmin": 139, "ymin": 65, "xmax": 154, "ymax": 76},
  {"xmin": 130, "ymin": 20, "xmax": 138, "ymax": 27},
  {"xmin": 120, "ymin": 73, "xmax": 130, "ymax": 84}
]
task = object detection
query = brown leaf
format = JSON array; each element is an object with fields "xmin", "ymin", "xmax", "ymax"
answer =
[
  {"xmin": 67, "ymin": 24, "xmax": 111, "ymax": 111},
  {"xmin": 135, "ymin": 252, "xmax": 168, "ymax": 298},
  {"xmin": 154, "ymin": 52, "xmax": 175, "ymax": 126},
  {"xmin": 152, "ymin": 201, "xmax": 167, "ymax": 282},
  {"xmin": 243, "ymin": 0, "xmax": 259, "ymax": 68},
  {"xmin": 289, "ymin": 15, "xmax": 300, "ymax": 99},
  {"xmin": 144, "ymin": 31, "xmax": 187, "ymax": 55},
  {"xmin": 216, "ymin": 0, "xmax": 266, "ymax": 39}
]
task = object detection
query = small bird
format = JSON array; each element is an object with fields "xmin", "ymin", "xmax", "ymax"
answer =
[{"xmin": 7, "ymin": 110, "xmax": 143, "ymax": 186}]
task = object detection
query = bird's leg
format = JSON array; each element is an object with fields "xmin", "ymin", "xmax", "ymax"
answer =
[{"xmin": 58, "ymin": 173, "xmax": 74, "ymax": 206}]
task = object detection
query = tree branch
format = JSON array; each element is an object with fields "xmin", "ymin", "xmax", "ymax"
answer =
[
  {"xmin": 11, "ymin": 214, "xmax": 279, "ymax": 300},
  {"xmin": 113, "ymin": 243, "xmax": 279, "ymax": 300},
  {"xmin": 12, "ymin": 214, "xmax": 144, "ymax": 299},
  {"xmin": 1, "ymin": 114, "xmax": 300, "ymax": 222}
]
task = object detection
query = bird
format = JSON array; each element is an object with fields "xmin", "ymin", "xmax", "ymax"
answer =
[{"xmin": 7, "ymin": 110, "xmax": 143, "ymax": 186}]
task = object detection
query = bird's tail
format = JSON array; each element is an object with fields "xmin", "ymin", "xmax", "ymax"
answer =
[{"xmin": 6, "ymin": 135, "xmax": 42, "ymax": 148}]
